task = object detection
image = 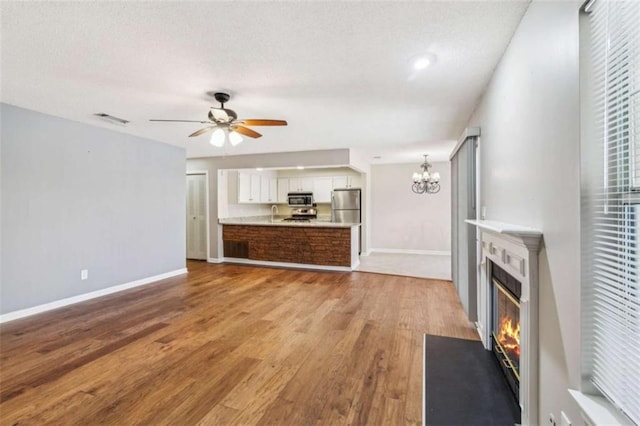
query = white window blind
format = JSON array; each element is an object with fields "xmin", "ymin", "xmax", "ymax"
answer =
[{"xmin": 583, "ymin": 1, "xmax": 640, "ymax": 424}]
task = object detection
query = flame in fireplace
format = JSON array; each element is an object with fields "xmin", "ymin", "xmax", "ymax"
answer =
[{"xmin": 498, "ymin": 316, "xmax": 520, "ymax": 358}]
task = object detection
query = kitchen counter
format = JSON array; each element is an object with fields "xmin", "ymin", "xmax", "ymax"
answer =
[
  {"xmin": 218, "ymin": 215, "xmax": 360, "ymax": 228},
  {"xmin": 220, "ymin": 216, "xmax": 360, "ymax": 270}
]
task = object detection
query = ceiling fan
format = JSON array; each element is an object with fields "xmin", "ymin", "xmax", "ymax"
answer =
[{"xmin": 149, "ymin": 92, "xmax": 287, "ymax": 147}]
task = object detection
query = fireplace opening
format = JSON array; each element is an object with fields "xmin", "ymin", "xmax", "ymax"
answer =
[{"xmin": 491, "ymin": 262, "xmax": 522, "ymax": 402}]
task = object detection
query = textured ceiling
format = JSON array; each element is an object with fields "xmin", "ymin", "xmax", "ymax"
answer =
[{"xmin": 0, "ymin": 1, "xmax": 529, "ymax": 163}]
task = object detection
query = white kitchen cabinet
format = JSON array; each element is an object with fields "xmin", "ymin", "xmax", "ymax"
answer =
[
  {"xmin": 333, "ymin": 175, "xmax": 361, "ymax": 189},
  {"xmin": 332, "ymin": 176, "xmax": 348, "ymax": 189},
  {"xmin": 348, "ymin": 175, "xmax": 362, "ymax": 188},
  {"xmin": 261, "ymin": 177, "xmax": 278, "ymax": 203},
  {"xmin": 238, "ymin": 172, "xmax": 262, "ymax": 203},
  {"xmin": 313, "ymin": 177, "xmax": 333, "ymax": 203},
  {"xmin": 289, "ymin": 177, "xmax": 314, "ymax": 192},
  {"xmin": 277, "ymin": 178, "xmax": 289, "ymax": 203}
]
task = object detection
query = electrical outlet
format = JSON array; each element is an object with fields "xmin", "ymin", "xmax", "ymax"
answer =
[
  {"xmin": 81, "ymin": 269, "xmax": 88, "ymax": 280},
  {"xmin": 560, "ymin": 411, "xmax": 572, "ymax": 426},
  {"xmin": 549, "ymin": 413, "xmax": 556, "ymax": 426}
]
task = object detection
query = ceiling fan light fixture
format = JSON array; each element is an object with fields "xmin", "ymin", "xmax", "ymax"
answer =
[
  {"xmin": 229, "ymin": 131, "xmax": 243, "ymax": 146},
  {"xmin": 210, "ymin": 128, "xmax": 225, "ymax": 147}
]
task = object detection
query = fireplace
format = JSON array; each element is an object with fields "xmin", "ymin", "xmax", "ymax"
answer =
[
  {"xmin": 465, "ymin": 219, "xmax": 541, "ymax": 425},
  {"xmin": 491, "ymin": 261, "xmax": 521, "ymax": 401}
]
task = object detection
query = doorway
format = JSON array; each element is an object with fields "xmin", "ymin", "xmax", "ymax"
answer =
[
  {"xmin": 451, "ymin": 133, "xmax": 478, "ymax": 321},
  {"xmin": 186, "ymin": 172, "xmax": 209, "ymax": 260}
]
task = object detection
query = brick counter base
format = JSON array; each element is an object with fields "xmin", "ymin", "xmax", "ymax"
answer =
[{"xmin": 222, "ymin": 225, "xmax": 352, "ymax": 267}]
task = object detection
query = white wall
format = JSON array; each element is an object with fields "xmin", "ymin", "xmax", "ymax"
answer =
[
  {"xmin": 371, "ymin": 162, "xmax": 451, "ymax": 254},
  {"xmin": 465, "ymin": 1, "xmax": 581, "ymax": 423},
  {"xmin": 1, "ymin": 103, "xmax": 186, "ymax": 315}
]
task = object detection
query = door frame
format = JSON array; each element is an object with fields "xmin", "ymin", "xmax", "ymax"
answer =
[{"xmin": 186, "ymin": 170, "xmax": 210, "ymax": 261}]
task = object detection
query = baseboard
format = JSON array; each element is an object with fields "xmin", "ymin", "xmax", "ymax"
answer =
[
  {"xmin": 351, "ymin": 258, "xmax": 361, "ymax": 270},
  {"xmin": 207, "ymin": 257, "xmax": 224, "ymax": 264},
  {"xmin": 221, "ymin": 257, "xmax": 352, "ymax": 272},
  {"xmin": 370, "ymin": 248, "xmax": 451, "ymax": 256},
  {"xmin": 0, "ymin": 268, "xmax": 188, "ymax": 324}
]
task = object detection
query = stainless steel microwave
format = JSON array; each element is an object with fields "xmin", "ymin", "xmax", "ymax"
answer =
[{"xmin": 287, "ymin": 192, "xmax": 314, "ymax": 207}]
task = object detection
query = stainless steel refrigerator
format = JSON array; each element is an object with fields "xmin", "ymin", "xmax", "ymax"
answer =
[{"xmin": 332, "ymin": 188, "xmax": 361, "ymax": 253}]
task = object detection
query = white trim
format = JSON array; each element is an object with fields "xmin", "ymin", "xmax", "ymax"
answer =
[
  {"xmin": 207, "ymin": 257, "xmax": 224, "ymax": 264},
  {"xmin": 569, "ymin": 390, "xmax": 635, "ymax": 426},
  {"xmin": 449, "ymin": 127, "xmax": 481, "ymax": 160},
  {"xmin": 0, "ymin": 268, "xmax": 188, "ymax": 324},
  {"xmin": 221, "ymin": 257, "xmax": 352, "ymax": 272},
  {"xmin": 369, "ymin": 248, "xmax": 451, "ymax": 256},
  {"xmin": 468, "ymin": 221, "xmax": 542, "ymax": 426},
  {"xmin": 186, "ymin": 170, "xmax": 210, "ymax": 261}
]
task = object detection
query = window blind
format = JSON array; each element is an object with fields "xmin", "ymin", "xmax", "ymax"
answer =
[{"xmin": 583, "ymin": 1, "xmax": 640, "ymax": 424}]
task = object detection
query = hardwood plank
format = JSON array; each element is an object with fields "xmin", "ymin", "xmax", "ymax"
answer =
[{"xmin": 0, "ymin": 260, "xmax": 478, "ymax": 424}]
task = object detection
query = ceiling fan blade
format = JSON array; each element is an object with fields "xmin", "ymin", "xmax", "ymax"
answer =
[
  {"xmin": 188, "ymin": 126, "xmax": 217, "ymax": 137},
  {"xmin": 150, "ymin": 119, "xmax": 209, "ymax": 123},
  {"xmin": 239, "ymin": 119, "xmax": 288, "ymax": 126},
  {"xmin": 210, "ymin": 108, "xmax": 229, "ymax": 122},
  {"xmin": 234, "ymin": 125, "xmax": 262, "ymax": 139}
]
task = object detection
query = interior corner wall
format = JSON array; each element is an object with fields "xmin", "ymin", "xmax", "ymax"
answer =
[
  {"xmin": 465, "ymin": 1, "xmax": 581, "ymax": 423},
  {"xmin": 370, "ymin": 162, "xmax": 451, "ymax": 253},
  {"xmin": 0, "ymin": 103, "xmax": 186, "ymax": 315}
]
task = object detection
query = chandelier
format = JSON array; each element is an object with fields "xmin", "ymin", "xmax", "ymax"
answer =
[{"xmin": 412, "ymin": 154, "xmax": 441, "ymax": 194}]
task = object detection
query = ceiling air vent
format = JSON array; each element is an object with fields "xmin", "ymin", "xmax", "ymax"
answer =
[{"xmin": 94, "ymin": 113, "xmax": 129, "ymax": 126}]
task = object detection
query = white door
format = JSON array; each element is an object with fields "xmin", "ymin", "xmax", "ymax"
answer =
[
  {"xmin": 277, "ymin": 178, "xmax": 289, "ymax": 202},
  {"xmin": 299, "ymin": 177, "xmax": 314, "ymax": 192},
  {"xmin": 238, "ymin": 172, "xmax": 252, "ymax": 203},
  {"xmin": 313, "ymin": 177, "xmax": 332, "ymax": 203},
  {"xmin": 186, "ymin": 174, "xmax": 207, "ymax": 260},
  {"xmin": 332, "ymin": 176, "xmax": 348, "ymax": 189},
  {"xmin": 268, "ymin": 178, "xmax": 278, "ymax": 203},
  {"xmin": 250, "ymin": 174, "xmax": 261, "ymax": 203}
]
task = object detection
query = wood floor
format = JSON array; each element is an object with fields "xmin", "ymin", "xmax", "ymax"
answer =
[{"xmin": 0, "ymin": 261, "xmax": 478, "ymax": 425}]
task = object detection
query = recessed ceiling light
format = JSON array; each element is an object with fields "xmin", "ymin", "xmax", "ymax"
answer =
[{"xmin": 411, "ymin": 53, "xmax": 437, "ymax": 72}]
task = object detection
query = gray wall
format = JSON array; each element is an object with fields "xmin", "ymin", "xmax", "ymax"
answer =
[
  {"xmin": 466, "ymin": 1, "xmax": 582, "ymax": 423},
  {"xmin": 187, "ymin": 149, "xmax": 354, "ymax": 259},
  {"xmin": 1, "ymin": 103, "xmax": 186, "ymax": 314},
  {"xmin": 370, "ymin": 162, "xmax": 451, "ymax": 253}
]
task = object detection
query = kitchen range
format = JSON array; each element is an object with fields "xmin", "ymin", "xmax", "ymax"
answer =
[
  {"xmin": 283, "ymin": 191, "xmax": 318, "ymax": 222},
  {"xmin": 282, "ymin": 208, "xmax": 317, "ymax": 222}
]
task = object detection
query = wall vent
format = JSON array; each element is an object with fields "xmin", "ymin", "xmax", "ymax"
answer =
[{"xmin": 93, "ymin": 113, "xmax": 129, "ymax": 126}]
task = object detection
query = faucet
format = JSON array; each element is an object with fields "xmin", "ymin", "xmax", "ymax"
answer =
[{"xmin": 271, "ymin": 204, "xmax": 279, "ymax": 222}]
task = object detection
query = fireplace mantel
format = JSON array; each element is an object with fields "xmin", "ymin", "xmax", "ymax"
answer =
[
  {"xmin": 465, "ymin": 219, "xmax": 542, "ymax": 249},
  {"xmin": 466, "ymin": 219, "xmax": 542, "ymax": 426}
]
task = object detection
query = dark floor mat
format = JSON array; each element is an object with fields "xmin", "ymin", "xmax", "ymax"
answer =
[{"xmin": 424, "ymin": 334, "xmax": 521, "ymax": 426}]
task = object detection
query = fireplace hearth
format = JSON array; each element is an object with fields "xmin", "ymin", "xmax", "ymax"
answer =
[{"xmin": 491, "ymin": 262, "xmax": 521, "ymax": 401}]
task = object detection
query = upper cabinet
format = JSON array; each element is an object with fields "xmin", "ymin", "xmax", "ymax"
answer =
[
  {"xmin": 333, "ymin": 175, "xmax": 361, "ymax": 189},
  {"xmin": 313, "ymin": 177, "xmax": 333, "ymax": 203},
  {"xmin": 288, "ymin": 177, "xmax": 314, "ymax": 192},
  {"xmin": 238, "ymin": 172, "xmax": 262, "ymax": 203},
  {"xmin": 277, "ymin": 178, "xmax": 289, "ymax": 203},
  {"xmin": 261, "ymin": 177, "xmax": 278, "ymax": 203},
  {"xmin": 236, "ymin": 170, "xmax": 361, "ymax": 204}
]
